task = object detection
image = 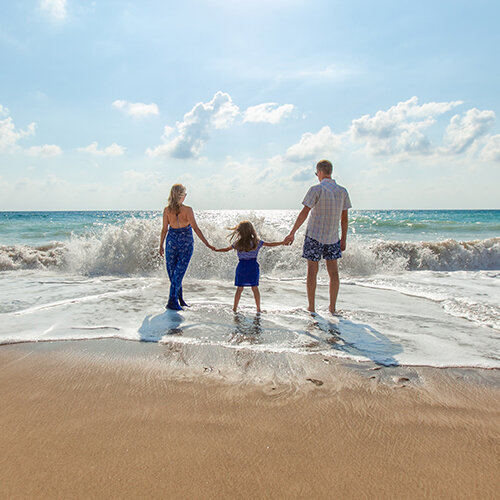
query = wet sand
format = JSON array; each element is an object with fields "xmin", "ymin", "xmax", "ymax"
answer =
[{"xmin": 1, "ymin": 340, "xmax": 499, "ymax": 500}]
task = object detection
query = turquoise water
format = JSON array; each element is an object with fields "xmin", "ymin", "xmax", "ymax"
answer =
[
  {"xmin": 1, "ymin": 210, "xmax": 499, "ymax": 246},
  {"xmin": 0, "ymin": 209, "xmax": 499, "ymax": 368}
]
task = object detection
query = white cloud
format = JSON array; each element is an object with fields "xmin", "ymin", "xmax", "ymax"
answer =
[
  {"xmin": 146, "ymin": 91, "xmax": 240, "ymax": 158},
  {"xmin": 290, "ymin": 166, "xmax": 313, "ymax": 182},
  {"xmin": 480, "ymin": 134, "xmax": 500, "ymax": 162},
  {"xmin": 244, "ymin": 103, "xmax": 294, "ymax": 124},
  {"xmin": 146, "ymin": 92, "xmax": 296, "ymax": 159},
  {"xmin": 77, "ymin": 141, "xmax": 126, "ymax": 156},
  {"xmin": 39, "ymin": 0, "xmax": 67, "ymax": 21},
  {"xmin": 112, "ymin": 100, "xmax": 159, "ymax": 118},
  {"xmin": 0, "ymin": 112, "xmax": 36, "ymax": 152},
  {"xmin": 285, "ymin": 126, "xmax": 343, "ymax": 162},
  {"xmin": 27, "ymin": 144, "xmax": 62, "ymax": 157},
  {"xmin": 443, "ymin": 108, "xmax": 495, "ymax": 155},
  {"xmin": 350, "ymin": 96, "xmax": 462, "ymax": 156}
]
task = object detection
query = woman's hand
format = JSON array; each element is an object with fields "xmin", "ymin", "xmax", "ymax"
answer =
[
  {"xmin": 207, "ymin": 244, "xmax": 216, "ymax": 251},
  {"xmin": 159, "ymin": 246, "xmax": 164, "ymax": 257}
]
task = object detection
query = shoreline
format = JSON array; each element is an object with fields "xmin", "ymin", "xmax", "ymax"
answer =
[{"xmin": 1, "ymin": 339, "xmax": 499, "ymax": 499}]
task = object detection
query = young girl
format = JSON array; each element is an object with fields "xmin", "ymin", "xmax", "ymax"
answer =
[{"xmin": 215, "ymin": 220, "xmax": 285, "ymax": 313}]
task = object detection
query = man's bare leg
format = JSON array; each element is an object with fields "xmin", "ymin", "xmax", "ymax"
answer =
[
  {"xmin": 326, "ymin": 259, "xmax": 340, "ymax": 313},
  {"xmin": 233, "ymin": 287, "xmax": 243, "ymax": 312},
  {"xmin": 306, "ymin": 260, "xmax": 319, "ymax": 312},
  {"xmin": 251, "ymin": 286, "xmax": 261, "ymax": 313}
]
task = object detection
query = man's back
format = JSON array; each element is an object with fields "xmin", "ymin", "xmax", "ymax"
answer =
[{"xmin": 302, "ymin": 179, "xmax": 351, "ymax": 244}]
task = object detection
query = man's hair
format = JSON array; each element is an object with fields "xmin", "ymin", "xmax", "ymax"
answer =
[{"xmin": 316, "ymin": 160, "xmax": 333, "ymax": 176}]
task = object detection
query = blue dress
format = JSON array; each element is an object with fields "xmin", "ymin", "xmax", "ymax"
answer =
[
  {"xmin": 234, "ymin": 240, "xmax": 264, "ymax": 287},
  {"xmin": 165, "ymin": 225, "xmax": 194, "ymax": 310}
]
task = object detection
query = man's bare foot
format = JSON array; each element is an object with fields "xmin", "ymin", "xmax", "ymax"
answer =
[{"xmin": 329, "ymin": 307, "xmax": 341, "ymax": 316}]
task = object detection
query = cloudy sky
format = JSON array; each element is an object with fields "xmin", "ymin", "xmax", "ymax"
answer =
[{"xmin": 1, "ymin": 0, "xmax": 499, "ymax": 210}]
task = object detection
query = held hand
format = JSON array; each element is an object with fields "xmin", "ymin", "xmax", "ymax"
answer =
[
  {"xmin": 208, "ymin": 244, "xmax": 216, "ymax": 251},
  {"xmin": 340, "ymin": 238, "xmax": 346, "ymax": 251},
  {"xmin": 284, "ymin": 234, "xmax": 294, "ymax": 246}
]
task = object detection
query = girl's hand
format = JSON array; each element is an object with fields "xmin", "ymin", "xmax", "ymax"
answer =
[{"xmin": 208, "ymin": 244, "xmax": 216, "ymax": 251}]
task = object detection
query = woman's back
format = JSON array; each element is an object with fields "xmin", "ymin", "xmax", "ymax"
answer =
[{"xmin": 165, "ymin": 205, "xmax": 191, "ymax": 228}]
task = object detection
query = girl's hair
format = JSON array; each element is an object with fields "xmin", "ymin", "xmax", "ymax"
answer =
[
  {"xmin": 167, "ymin": 184, "xmax": 186, "ymax": 215},
  {"xmin": 229, "ymin": 220, "xmax": 259, "ymax": 252}
]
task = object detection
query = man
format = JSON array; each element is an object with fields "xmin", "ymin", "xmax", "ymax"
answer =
[{"xmin": 284, "ymin": 160, "xmax": 351, "ymax": 314}]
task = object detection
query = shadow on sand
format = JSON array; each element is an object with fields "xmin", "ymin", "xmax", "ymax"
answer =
[
  {"xmin": 303, "ymin": 313, "xmax": 402, "ymax": 366},
  {"xmin": 229, "ymin": 313, "xmax": 263, "ymax": 344},
  {"xmin": 138, "ymin": 310, "xmax": 184, "ymax": 342}
]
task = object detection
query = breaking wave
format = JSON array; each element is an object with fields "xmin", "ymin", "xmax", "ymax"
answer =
[{"xmin": 1, "ymin": 218, "xmax": 499, "ymax": 277}]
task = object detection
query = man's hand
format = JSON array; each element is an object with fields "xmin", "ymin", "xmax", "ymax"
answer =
[
  {"xmin": 284, "ymin": 233, "xmax": 294, "ymax": 246},
  {"xmin": 340, "ymin": 237, "xmax": 346, "ymax": 251}
]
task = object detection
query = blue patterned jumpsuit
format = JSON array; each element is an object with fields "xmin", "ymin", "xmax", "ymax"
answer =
[{"xmin": 165, "ymin": 224, "xmax": 194, "ymax": 310}]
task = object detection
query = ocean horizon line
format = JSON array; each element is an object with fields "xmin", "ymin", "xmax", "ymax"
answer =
[{"xmin": 1, "ymin": 208, "xmax": 499, "ymax": 213}]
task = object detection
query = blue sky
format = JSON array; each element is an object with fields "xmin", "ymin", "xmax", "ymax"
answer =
[{"xmin": 1, "ymin": 0, "xmax": 499, "ymax": 210}]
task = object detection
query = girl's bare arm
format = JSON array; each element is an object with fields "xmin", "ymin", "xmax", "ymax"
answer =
[
  {"xmin": 262, "ymin": 240, "xmax": 286, "ymax": 247},
  {"xmin": 214, "ymin": 246, "xmax": 233, "ymax": 252}
]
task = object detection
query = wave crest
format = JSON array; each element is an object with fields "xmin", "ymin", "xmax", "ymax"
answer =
[{"xmin": 1, "ymin": 218, "xmax": 499, "ymax": 276}]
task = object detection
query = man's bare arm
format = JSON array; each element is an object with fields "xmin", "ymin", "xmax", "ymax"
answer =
[
  {"xmin": 340, "ymin": 209, "xmax": 348, "ymax": 251},
  {"xmin": 284, "ymin": 206, "xmax": 311, "ymax": 245}
]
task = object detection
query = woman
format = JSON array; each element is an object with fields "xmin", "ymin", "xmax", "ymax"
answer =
[{"xmin": 159, "ymin": 184, "xmax": 214, "ymax": 310}]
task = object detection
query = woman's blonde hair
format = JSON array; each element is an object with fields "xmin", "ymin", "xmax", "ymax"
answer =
[
  {"xmin": 229, "ymin": 220, "xmax": 259, "ymax": 252},
  {"xmin": 167, "ymin": 184, "xmax": 186, "ymax": 215}
]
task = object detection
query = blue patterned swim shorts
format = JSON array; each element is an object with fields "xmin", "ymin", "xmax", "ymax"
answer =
[{"xmin": 302, "ymin": 236, "xmax": 342, "ymax": 261}]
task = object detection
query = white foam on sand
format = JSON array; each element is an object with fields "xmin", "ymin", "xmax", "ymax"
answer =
[{"xmin": 1, "ymin": 271, "xmax": 498, "ymax": 370}]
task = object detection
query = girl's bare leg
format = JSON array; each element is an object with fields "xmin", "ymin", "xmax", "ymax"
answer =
[
  {"xmin": 233, "ymin": 287, "xmax": 243, "ymax": 312},
  {"xmin": 251, "ymin": 286, "xmax": 261, "ymax": 313}
]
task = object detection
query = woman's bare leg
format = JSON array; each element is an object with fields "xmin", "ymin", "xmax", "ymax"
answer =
[
  {"xmin": 233, "ymin": 287, "xmax": 243, "ymax": 312},
  {"xmin": 251, "ymin": 286, "xmax": 261, "ymax": 313}
]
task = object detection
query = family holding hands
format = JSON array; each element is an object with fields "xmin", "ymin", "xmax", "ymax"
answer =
[{"xmin": 159, "ymin": 160, "xmax": 351, "ymax": 315}]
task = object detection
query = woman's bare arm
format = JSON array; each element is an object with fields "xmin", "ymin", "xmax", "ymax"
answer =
[
  {"xmin": 187, "ymin": 207, "xmax": 214, "ymax": 249},
  {"xmin": 159, "ymin": 208, "xmax": 169, "ymax": 256}
]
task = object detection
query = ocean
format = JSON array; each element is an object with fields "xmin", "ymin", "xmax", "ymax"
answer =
[{"xmin": 1, "ymin": 209, "xmax": 499, "ymax": 370}]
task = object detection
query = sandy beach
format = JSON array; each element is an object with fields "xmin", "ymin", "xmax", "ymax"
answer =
[{"xmin": 1, "ymin": 339, "xmax": 499, "ymax": 500}]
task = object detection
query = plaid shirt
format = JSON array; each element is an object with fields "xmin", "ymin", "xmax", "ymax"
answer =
[{"xmin": 302, "ymin": 179, "xmax": 351, "ymax": 244}]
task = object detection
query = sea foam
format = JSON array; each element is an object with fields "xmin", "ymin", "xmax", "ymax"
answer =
[{"xmin": 1, "ymin": 217, "xmax": 499, "ymax": 276}]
